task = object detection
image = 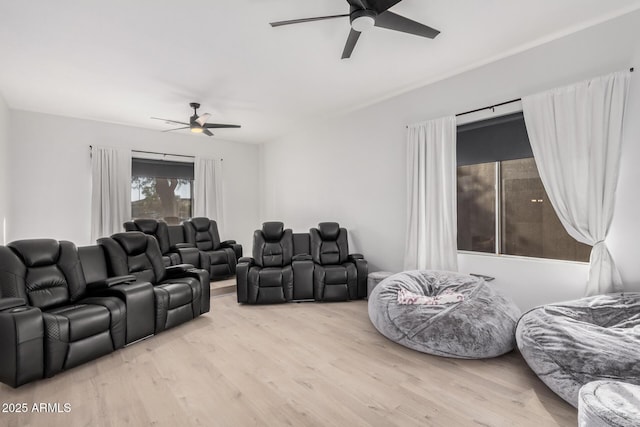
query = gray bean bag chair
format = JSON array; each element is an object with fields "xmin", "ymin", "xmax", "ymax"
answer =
[
  {"xmin": 368, "ymin": 270, "xmax": 521, "ymax": 359},
  {"xmin": 579, "ymin": 381, "xmax": 640, "ymax": 427},
  {"xmin": 516, "ymin": 293, "xmax": 640, "ymax": 408}
]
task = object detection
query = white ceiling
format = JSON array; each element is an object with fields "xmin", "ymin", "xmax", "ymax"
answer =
[{"xmin": 1, "ymin": 0, "xmax": 640, "ymax": 144}]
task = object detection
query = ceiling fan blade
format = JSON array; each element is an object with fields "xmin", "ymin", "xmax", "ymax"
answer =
[
  {"xmin": 203, "ymin": 123, "xmax": 241, "ymax": 129},
  {"xmin": 367, "ymin": 0, "xmax": 402, "ymax": 14},
  {"xmin": 151, "ymin": 117, "xmax": 189, "ymax": 126},
  {"xmin": 270, "ymin": 14, "xmax": 349, "ymax": 27},
  {"xmin": 374, "ymin": 11, "xmax": 440, "ymax": 38},
  {"xmin": 161, "ymin": 127, "xmax": 189, "ymax": 132},
  {"xmin": 195, "ymin": 113, "xmax": 211, "ymax": 127},
  {"xmin": 341, "ymin": 29, "xmax": 361, "ymax": 59},
  {"xmin": 203, "ymin": 129, "xmax": 214, "ymax": 137},
  {"xmin": 346, "ymin": 0, "xmax": 370, "ymax": 8}
]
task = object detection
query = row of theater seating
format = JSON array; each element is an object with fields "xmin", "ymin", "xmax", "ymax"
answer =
[
  {"xmin": 124, "ymin": 217, "xmax": 242, "ymax": 281},
  {"xmin": 0, "ymin": 232, "xmax": 212, "ymax": 388},
  {"xmin": 237, "ymin": 222, "xmax": 368, "ymax": 304}
]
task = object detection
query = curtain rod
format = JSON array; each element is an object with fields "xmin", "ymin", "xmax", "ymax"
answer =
[
  {"xmin": 455, "ymin": 97, "xmax": 521, "ymax": 118},
  {"xmin": 406, "ymin": 67, "xmax": 634, "ymax": 128},
  {"xmin": 131, "ymin": 149, "xmax": 195, "ymax": 160},
  {"xmin": 88, "ymin": 146, "xmax": 223, "ymax": 161}
]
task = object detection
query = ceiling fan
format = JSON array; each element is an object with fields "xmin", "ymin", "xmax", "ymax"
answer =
[
  {"xmin": 270, "ymin": 0, "xmax": 440, "ymax": 59},
  {"xmin": 151, "ymin": 102, "xmax": 241, "ymax": 137}
]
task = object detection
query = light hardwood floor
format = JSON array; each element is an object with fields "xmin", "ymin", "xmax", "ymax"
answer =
[{"xmin": 0, "ymin": 289, "xmax": 577, "ymax": 427}]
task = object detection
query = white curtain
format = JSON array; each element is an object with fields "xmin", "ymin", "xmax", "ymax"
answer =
[
  {"xmin": 404, "ymin": 116, "xmax": 458, "ymax": 271},
  {"xmin": 193, "ymin": 157, "xmax": 224, "ymax": 233},
  {"xmin": 90, "ymin": 146, "xmax": 131, "ymax": 242},
  {"xmin": 522, "ymin": 70, "xmax": 631, "ymax": 295}
]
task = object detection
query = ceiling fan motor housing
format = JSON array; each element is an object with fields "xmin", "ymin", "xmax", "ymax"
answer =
[{"xmin": 350, "ymin": 8, "xmax": 377, "ymax": 32}]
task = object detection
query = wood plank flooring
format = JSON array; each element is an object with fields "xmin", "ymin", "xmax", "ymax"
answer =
[{"xmin": 0, "ymin": 289, "xmax": 577, "ymax": 426}]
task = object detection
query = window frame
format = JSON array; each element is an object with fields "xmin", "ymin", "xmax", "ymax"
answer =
[
  {"xmin": 130, "ymin": 154, "xmax": 195, "ymax": 223},
  {"xmin": 455, "ymin": 104, "xmax": 589, "ymax": 265}
]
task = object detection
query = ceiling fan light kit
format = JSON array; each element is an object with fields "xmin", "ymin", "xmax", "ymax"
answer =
[
  {"xmin": 270, "ymin": 0, "xmax": 440, "ymax": 59},
  {"xmin": 351, "ymin": 10, "xmax": 376, "ymax": 32}
]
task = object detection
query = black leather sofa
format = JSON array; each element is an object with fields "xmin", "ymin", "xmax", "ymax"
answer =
[
  {"xmin": 125, "ymin": 218, "xmax": 242, "ymax": 282},
  {"xmin": 237, "ymin": 222, "xmax": 367, "ymax": 304},
  {"xmin": 0, "ymin": 236, "xmax": 210, "ymax": 388}
]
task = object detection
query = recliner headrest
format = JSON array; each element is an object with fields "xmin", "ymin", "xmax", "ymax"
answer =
[
  {"xmin": 262, "ymin": 222, "xmax": 284, "ymax": 241},
  {"xmin": 8, "ymin": 239, "xmax": 61, "ymax": 267},
  {"xmin": 134, "ymin": 219, "xmax": 159, "ymax": 234},
  {"xmin": 112, "ymin": 232, "xmax": 148, "ymax": 256},
  {"xmin": 191, "ymin": 217, "xmax": 211, "ymax": 231},
  {"xmin": 317, "ymin": 222, "xmax": 340, "ymax": 241}
]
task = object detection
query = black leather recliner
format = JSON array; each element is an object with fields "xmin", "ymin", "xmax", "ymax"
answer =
[
  {"xmin": 183, "ymin": 217, "xmax": 241, "ymax": 280},
  {"xmin": 98, "ymin": 232, "xmax": 210, "ymax": 333},
  {"xmin": 237, "ymin": 222, "xmax": 295, "ymax": 304},
  {"xmin": 124, "ymin": 219, "xmax": 180, "ymax": 267},
  {"xmin": 0, "ymin": 239, "xmax": 127, "ymax": 385},
  {"xmin": 310, "ymin": 222, "xmax": 367, "ymax": 302}
]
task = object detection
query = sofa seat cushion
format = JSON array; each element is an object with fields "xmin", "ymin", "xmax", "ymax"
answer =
[
  {"xmin": 203, "ymin": 249, "xmax": 230, "ymax": 265},
  {"xmin": 323, "ymin": 265, "xmax": 346, "ymax": 285},
  {"xmin": 154, "ymin": 283, "xmax": 193, "ymax": 309},
  {"xmin": 45, "ymin": 304, "xmax": 110, "ymax": 342},
  {"xmin": 257, "ymin": 268, "xmax": 288, "ymax": 287}
]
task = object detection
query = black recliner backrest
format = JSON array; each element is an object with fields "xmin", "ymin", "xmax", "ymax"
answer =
[
  {"xmin": 98, "ymin": 232, "xmax": 167, "ymax": 284},
  {"xmin": 0, "ymin": 246, "xmax": 26, "ymax": 300},
  {"xmin": 77, "ymin": 245, "xmax": 110, "ymax": 286},
  {"xmin": 183, "ymin": 217, "xmax": 221, "ymax": 251},
  {"xmin": 4, "ymin": 239, "xmax": 86, "ymax": 309},
  {"xmin": 310, "ymin": 222, "xmax": 349, "ymax": 266},
  {"xmin": 253, "ymin": 222, "xmax": 293, "ymax": 268},
  {"xmin": 124, "ymin": 219, "xmax": 172, "ymax": 255},
  {"xmin": 168, "ymin": 224, "xmax": 186, "ymax": 247}
]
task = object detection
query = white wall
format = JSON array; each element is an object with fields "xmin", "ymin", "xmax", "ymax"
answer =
[
  {"xmin": 609, "ymin": 47, "xmax": 640, "ymax": 292},
  {"xmin": 261, "ymin": 10, "xmax": 640, "ymax": 311},
  {"xmin": 7, "ymin": 111, "xmax": 260, "ymax": 250},
  {"xmin": 0, "ymin": 92, "xmax": 9, "ymax": 245}
]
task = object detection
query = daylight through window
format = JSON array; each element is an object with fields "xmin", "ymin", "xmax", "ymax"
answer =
[{"xmin": 131, "ymin": 158, "xmax": 194, "ymax": 224}]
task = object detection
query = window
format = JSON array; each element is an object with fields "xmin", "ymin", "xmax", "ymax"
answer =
[
  {"xmin": 131, "ymin": 158, "xmax": 194, "ymax": 224},
  {"xmin": 456, "ymin": 112, "xmax": 590, "ymax": 262}
]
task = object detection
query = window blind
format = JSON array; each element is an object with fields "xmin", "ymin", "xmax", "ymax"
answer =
[
  {"xmin": 456, "ymin": 112, "xmax": 533, "ymax": 166},
  {"xmin": 131, "ymin": 158, "xmax": 194, "ymax": 180}
]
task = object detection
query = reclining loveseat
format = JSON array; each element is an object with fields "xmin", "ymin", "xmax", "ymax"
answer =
[
  {"xmin": 237, "ymin": 222, "xmax": 367, "ymax": 304},
  {"xmin": 124, "ymin": 217, "xmax": 242, "ymax": 281}
]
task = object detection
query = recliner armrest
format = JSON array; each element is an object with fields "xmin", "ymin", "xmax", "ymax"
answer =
[
  {"xmin": 292, "ymin": 254, "xmax": 312, "ymax": 262},
  {"xmin": 221, "ymin": 241, "xmax": 243, "ymax": 260},
  {"xmin": 238, "ymin": 257, "xmax": 254, "ymax": 266},
  {"xmin": 171, "ymin": 243, "xmax": 195, "ymax": 250},
  {"xmin": 165, "ymin": 263, "xmax": 197, "ymax": 278},
  {"xmin": 348, "ymin": 255, "xmax": 368, "ymax": 299},
  {"xmin": 0, "ymin": 298, "xmax": 26, "ymax": 311},
  {"xmin": 87, "ymin": 275, "xmax": 137, "ymax": 291}
]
